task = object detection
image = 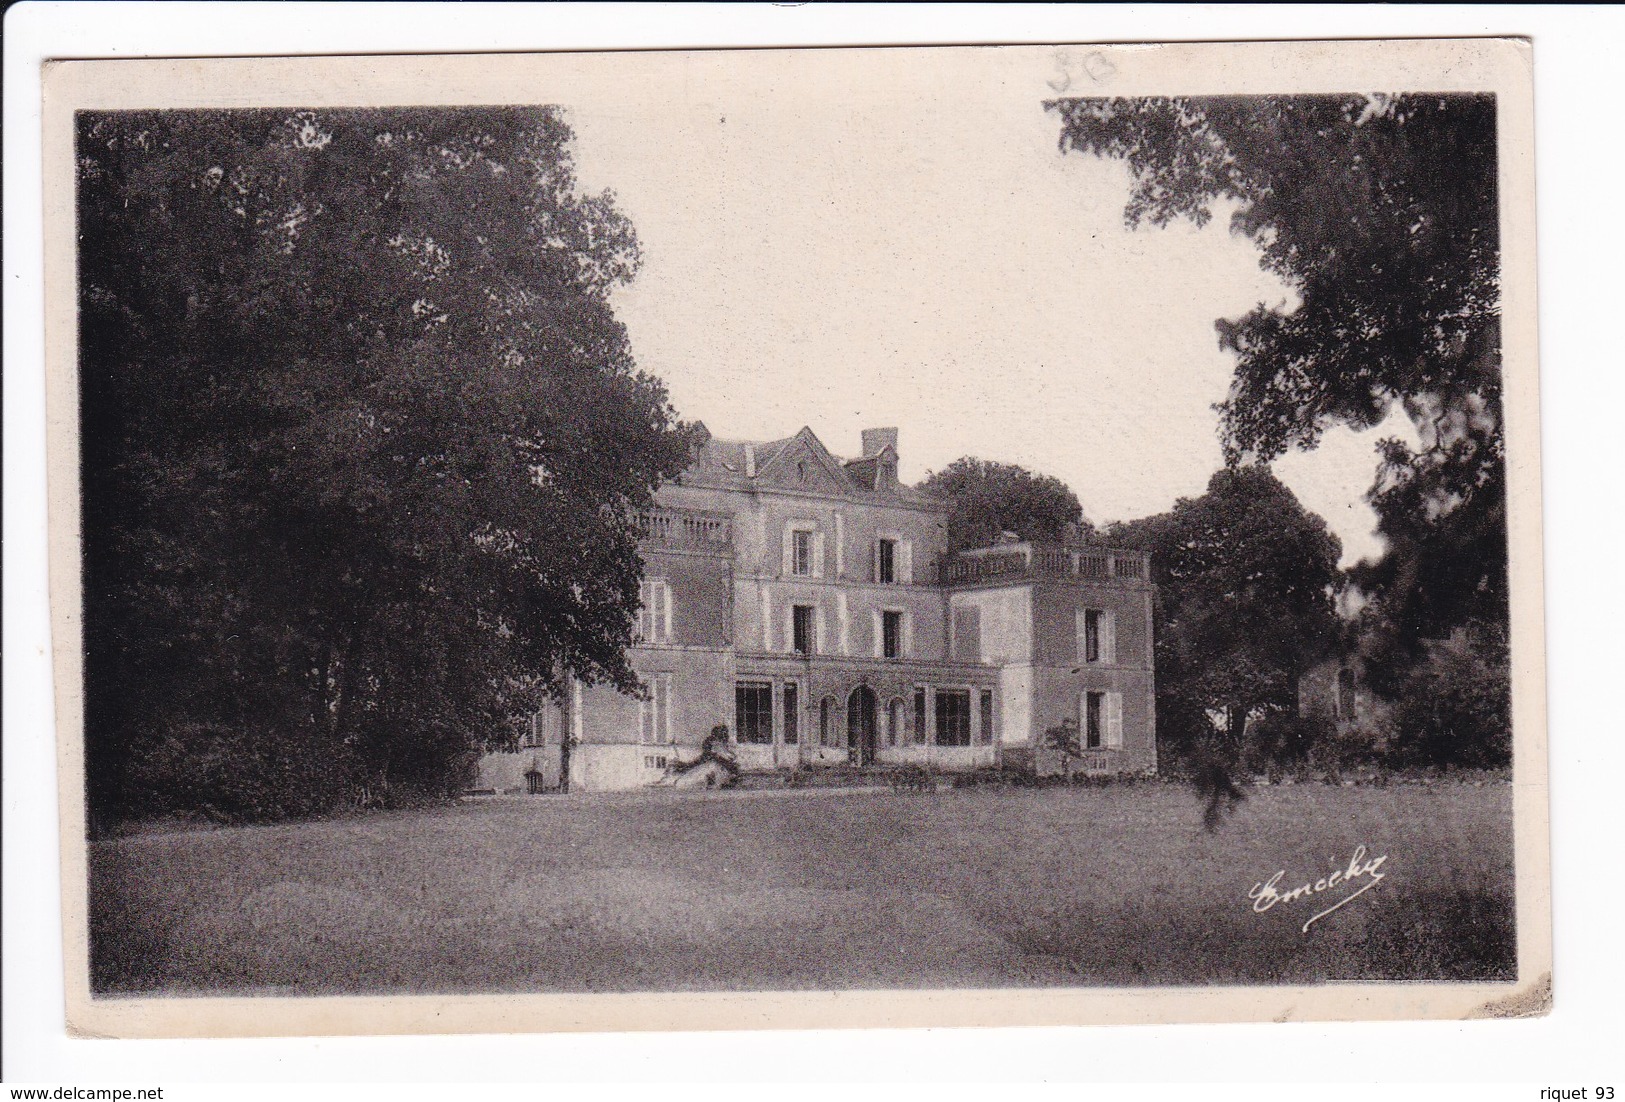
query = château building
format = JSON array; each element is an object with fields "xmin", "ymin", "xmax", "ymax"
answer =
[{"xmin": 477, "ymin": 425, "xmax": 1156, "ymax": 792}]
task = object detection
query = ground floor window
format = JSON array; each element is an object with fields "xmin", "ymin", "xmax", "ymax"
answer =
[
  {"xmin": 819, "ymin": 696, "xmax": 837, "ymax": 747},
  {"xmin": 978, "ymin": 689, "xmax": 994, "ymax": 745},
  {"xmin": 1337, "ymin": 667, "xmax": 1358, "ymax": 720},
  {"xmin": 936, "ymin": 689, "xmax": 972, "ymax": 746},
  {"xmin": 913, "ymin": 687, "xmax": 927, "ymax": 746},
  {"xmin": 639, "ymin": 673, "xmax": 672, "ymax": 745},
  {"xmin": 1084, "ymin": 690, "xmax": 1104, "ymax": 749},
  {"xmin": 783, "ymin": 682, "xmax": 799, "ymax": 744},
  {"xmin": 886, "ymin": 698, "xmax": 905, "ymax": 747},
  {"xmin": 736, "ymin": 681, "xmax": 773, "ymax": 744}
]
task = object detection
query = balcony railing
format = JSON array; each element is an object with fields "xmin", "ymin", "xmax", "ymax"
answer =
[
  {"xmin": 940, "ymin": 544, "xmax": 1150, "ymax": 586},
  {"xmin": 636, "ymin": 507, "xmax": 732, "ymax": 549}
]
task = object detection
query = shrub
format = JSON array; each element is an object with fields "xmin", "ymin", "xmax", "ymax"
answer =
[
  {"xmin": 123, "ymin": 721, "xmax": 354, "ymax": 825},
  {"xmin": 1391, "ymin": 622, "xmax": 1511, "ymax": 768},
  {"xmin": 1244, "ymin": 709, "xmax": 1336, "ymax": 774}
]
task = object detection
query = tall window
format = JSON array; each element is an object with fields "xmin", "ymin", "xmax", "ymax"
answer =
[
  {"xmin": 792, "ymin": 529, "xmax": 813, "ymax": 576},
  {"xmin": 639, "ymin": 674, "xmax": 672, "ymax": 745},
  {"xmin": 1084, "ymin": 691, "xmax": 1104, "ymax": 749},
  {"xmin": 736, "ymin": 681, "xmax": 773, "ymax": 744},
  {"xmin": 1078, "ymin": 608, "xmax": 1115, "ymax": 664},
  {"xmin": 637, "ymin": 578, "xmax": 672, "ymax": 643},
  {"xmin": 979, "ymin": 690, "xmax": 994, "ymax": 745},
  {"xmin": 819, "ymin": 697, "xmax": 836, "ymax": 747},
  {"xmin": 1337, "ymin": 668, "xmax": 1358, "ymax": 720},
  {"xmin": 913, "ymin": 687, "xmax": 927, "ymax": 746},
  {"xmin": 783, "ymin": 682, "xmax": 799, "ymax": 745},
  {"xmin": 936, "ymin": 690, "xmax": 971, "ymax": 747},
  {"xmin": 882, "ymin": 611, "xmax": 903, "ymax": 659},
  {"xmin": 877, "ymin": 538, "xmax": 897, "ymax": 583},
  {"xmin": 792, "ymin": 604, "xmax": 815, "ymax": 655}
]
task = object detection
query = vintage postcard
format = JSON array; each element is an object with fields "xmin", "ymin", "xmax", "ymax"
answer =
[{"xmin": 43, "ymin": 37, "xmax": 1549, "ymax": 1038}]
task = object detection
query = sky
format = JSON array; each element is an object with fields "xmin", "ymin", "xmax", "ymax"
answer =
[{"xmin": 566, "ymin": 72, "xmax": 1417, "ymax": 567}]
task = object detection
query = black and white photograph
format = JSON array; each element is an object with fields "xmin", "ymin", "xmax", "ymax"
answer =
[{"xmin": 38, "ymin": 37, "xmax": 1548, "ymax": 1038}]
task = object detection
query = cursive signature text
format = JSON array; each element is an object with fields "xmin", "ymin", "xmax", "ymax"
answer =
[{"xmin": 1248, "ymin": 845, "xmax": 1388, "ymax": 933}]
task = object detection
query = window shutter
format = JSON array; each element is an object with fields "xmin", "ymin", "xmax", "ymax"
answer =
[
  {"xmin": 636, "ymin": 580, "xmax": 649, "ymax": 642},
  {"xmin": 661, "ymin": 581, "xmax": 673, "ymax": 643},
  {"xmin": 813, "ymin": 532, "xmax": 826, "ymax": 578},
  {"xmin": 781, "ymin": 523, "xmax": 793, "ymax": 575},
  {"xmin": 902, "ymin": 611, "xmax": 914, "ymax": 658},
  {"xmin": 1075, "ymin": 608, "xmax": 1087, "ymax": 662},
  {"xmin": 1106, "ymin": 692, "xmax": 1124, "ymax": 748},
  {"xmin": 954, "ymin": 607, "xmax": 980, "ymax": 662},
  {"xmin": 658, "ymin": 676, "xmax": 672, "ymax": 743},
  {"xmin": 814, "ymin": 606, "xmax": 826, "ymax": 655},
  {"xmin": 872, "ymin": 610, "xmax": 883, "ymax": 658},
  {"xmin": 1102, "ymin": 610, "xmax": 1117, "ymax": 665},
  {"xmin": 871, "ymin": 540, "xmax": 880, "ymax": 583},
  {"xmin": 899, "ymin": 541, "xmax": 913, "ymax": 585},
  {"xmin": 784, "ymin": 606, "xmax": 795, "ymax": 654},
  {"xmin": 639, "ymin": 693, "xmax": 652, "ymax": 744},
  {"xmin": 761, "ymin": 589, "xmax": 772, "ymax": 651}
]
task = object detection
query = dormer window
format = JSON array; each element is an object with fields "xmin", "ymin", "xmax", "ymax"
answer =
[{"xmin": 797, "ymin": 461, "xmax": 807, "ymax": 482}]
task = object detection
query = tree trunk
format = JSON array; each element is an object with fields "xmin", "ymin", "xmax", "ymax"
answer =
[{"xmin": 1227, "ymin": 703, "xmax": 1247, "ymax": 747}]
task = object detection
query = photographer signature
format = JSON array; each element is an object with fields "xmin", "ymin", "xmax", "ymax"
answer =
[{"xmin": 1249, "ymin": 845, "xmax": 1388, "ymax": 933}]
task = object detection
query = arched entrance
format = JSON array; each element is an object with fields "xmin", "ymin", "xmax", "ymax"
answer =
[{"xmin": 847, "ymin": 685, "xmax": 878, "ymax": 766}]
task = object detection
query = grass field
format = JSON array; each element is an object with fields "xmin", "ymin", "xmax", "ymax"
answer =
[{"xmin": 88, "ymin": 782, "xmax": 1517, "ymax": 995}]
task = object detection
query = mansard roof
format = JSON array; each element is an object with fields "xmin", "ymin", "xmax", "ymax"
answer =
[{"xmin": 675, "ymin": 425, "xmax": 933, "ymax": 505}]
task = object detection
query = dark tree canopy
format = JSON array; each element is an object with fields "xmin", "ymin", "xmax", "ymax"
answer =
[
  {"xmin": 1107, "ymin": 465, "xmax": 1343, "ymax": 754},
  {"xmin": 918, "ymin": 457, "xmax": 1092, "ymax": 554},
  {"xmin": 1051, "ymin": 94, "xmax": 1506, "ymax": 660},
  {"xmin": 79, "ymin": 107, "xmax": 692, "ymax": 826}
]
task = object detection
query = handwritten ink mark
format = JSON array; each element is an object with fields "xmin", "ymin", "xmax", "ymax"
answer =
[{"xmin": 1248, "ymin": 844, "xmax": 1388, "ymax": 935}]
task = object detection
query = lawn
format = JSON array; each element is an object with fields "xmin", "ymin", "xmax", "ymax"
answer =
[{"xmin": 88, "ymin": 781, "xmax": 1516, "ymax": 995}]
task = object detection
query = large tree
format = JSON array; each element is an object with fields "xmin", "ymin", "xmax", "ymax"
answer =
[
  {"xmin": 918, "ymin": 457, "xmax": 1092, "ymax": 554},
  {"xmin": 79, "ymin": 108, "xmax": 692, "ymax": 826},
  {"xmin": 1050, "ymin": 95, "xmax": 1506, "ymax": 675},
  {"xmin": 1107, "ymin": 466, "xmax": 1343, "ymax": 759}
]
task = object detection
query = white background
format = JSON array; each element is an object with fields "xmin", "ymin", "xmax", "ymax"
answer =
[{"xmin": 5, "ymin": 2, "xmax": 1622, "ymax": 1090}]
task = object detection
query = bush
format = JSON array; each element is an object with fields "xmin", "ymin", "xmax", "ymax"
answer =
[
  {"xmin": 115, "ymin": 715, "xmax": 478, "ymax": 828},
  {"xmin": 123, "ymin": 721, "xmax": 354, "ymax": 825},
  {"xmin": 1391, "ymin": 623, "xmax": 1511, "ymax": 768},
  {"xmin": 1244, "ymin": 709, "xmax": 1336, "ymax": 775}
]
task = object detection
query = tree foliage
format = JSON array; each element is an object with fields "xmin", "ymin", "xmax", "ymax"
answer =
[
  {"xmin": 79, "ymin": 108, "xmax": 692, "ymax": 827},
  {"xmin": 1391, "ymin": 620, "xmax": 1512, "ymax": 768},
  {"xmin": 1050, "ymin": 94, "xmax": 1507, "ymax": 670},
  {"xmin": 1107, "ymin": 466, "xmax": 1342, "ymax": 772},
  {"xmin": 918, "ymin": 457, "xmax": 1092, "ymax": 554}
]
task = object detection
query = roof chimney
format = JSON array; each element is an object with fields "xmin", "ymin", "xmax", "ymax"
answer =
[{"xmin": 861, "ymin": 427, "xmax": 898, "ymax": 457}]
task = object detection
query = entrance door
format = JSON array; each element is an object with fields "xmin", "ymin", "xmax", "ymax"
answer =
[{"xmin": 847, "ymin": 685, "xmax": 878, "ymax": 766}]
